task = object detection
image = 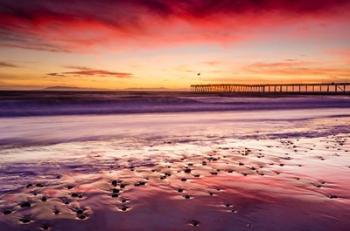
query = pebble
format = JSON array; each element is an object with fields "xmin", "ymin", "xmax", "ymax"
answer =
[
  {"xmin": 19, "ymin": 201, "xmax": 31, "ymax": 208},
  {"xmin": 189, "ymin": 219, "xmax": 200, "ymax": 227}
]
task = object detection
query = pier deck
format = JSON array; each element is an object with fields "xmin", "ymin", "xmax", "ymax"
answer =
[{"xmin": 191, "ymin": 83, "xmax": 350, "ymax": 95}]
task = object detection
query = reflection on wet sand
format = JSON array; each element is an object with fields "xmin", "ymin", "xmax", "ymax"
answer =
[{"xmin": 0, "ymin": 110, "xmax": 350, "ymax": 231}]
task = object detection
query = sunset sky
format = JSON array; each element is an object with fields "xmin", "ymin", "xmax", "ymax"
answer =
[{"xmin": 0, "ymin": 0, "xmax": 350, "ymax": 90}]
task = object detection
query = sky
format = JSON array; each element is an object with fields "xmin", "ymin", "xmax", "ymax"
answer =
[{"xmin": 0, "ymin": 0, "xmax": 350, "ymax": 90}]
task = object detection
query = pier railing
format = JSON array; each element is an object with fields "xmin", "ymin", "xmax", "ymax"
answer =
[{"xmin": 190, "ymin": 83, "xmax": 350, "ymax": 95}]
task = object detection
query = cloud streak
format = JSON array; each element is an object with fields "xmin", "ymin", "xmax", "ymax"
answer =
[
  {"xmin": 1, "ymin": 0, "xmax": 349, "ymax": 52},
  {"xmin": 47, "ymin": 66, "xmax": 132, "ymax": 78},
  {"xmin": 244, "ymin": 60, "xmax": 350, "ymax": 77},
  {"xmin": 47, "ymin": 72, "xmax": 65, "ymax": 77},
  {"xmin": 0, "ymin": 61, "xmax": 18, "ymax": 68}
]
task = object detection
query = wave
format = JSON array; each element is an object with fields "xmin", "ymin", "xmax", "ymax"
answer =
[{"xmin": 0, "ymin": 91, "xmax": 350, "ymax": 117}]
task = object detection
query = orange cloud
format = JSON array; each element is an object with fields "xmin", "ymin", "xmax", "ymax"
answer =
[{"xmin": 244, "ymin": 60, "xmax": 350, "ymax": 78}]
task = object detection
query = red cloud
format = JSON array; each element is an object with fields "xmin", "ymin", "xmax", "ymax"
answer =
[
  {"xmin": 1, "ymin": 0, "xmax": 350, "ymax": 52},
  {"xmin": 47, "ymin": 66, "xmax": 132, "ymax": 78}
]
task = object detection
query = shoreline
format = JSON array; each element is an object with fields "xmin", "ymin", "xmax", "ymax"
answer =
[{"xmin": 1, "ymin": 107, "xmax": 350, "ymax": 149}]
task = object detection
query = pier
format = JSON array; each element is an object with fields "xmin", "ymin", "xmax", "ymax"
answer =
[{"xmin": 191, "ymin": 83, "xmax": 350, "ymax": 95}]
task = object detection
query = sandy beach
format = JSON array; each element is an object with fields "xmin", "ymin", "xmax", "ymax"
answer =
[{"xmin": 0, "ymin": 105, "xmax": 349, "ymax": 231}]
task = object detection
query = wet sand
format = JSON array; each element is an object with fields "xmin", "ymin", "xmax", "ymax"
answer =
[{"xmin": 0, "ymin": 109, "xmax": 350, "ymax": 231}]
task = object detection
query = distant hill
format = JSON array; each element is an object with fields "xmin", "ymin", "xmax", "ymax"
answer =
[{"xmin": 43, "ymin": 86, "xmax": 105, "ymax": 91}]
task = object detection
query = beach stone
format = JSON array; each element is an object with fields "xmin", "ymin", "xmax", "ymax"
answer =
[
  {"xmin": 76, "ymin": 208, "xmax": 84, "ymax": 215},
  {"xmin": 134, "ymin": 181, "xmax": 146, "ymax": 186},
  {"xmin": 26, "ymin": 183, "xmax": 33, "ymax": 188},
  {"xmin": 61, "ymin": 198, "xmax": 71, "ymax": 205},
  {"xmin": 112, "ymin": 180, "xmax": 121, "ymax": 186},
  {"xmin": 119, "ymin": 205, "xmax": 129, "ymax": 212},
  {"xmin": 2, "ymin": 209, "xmax": 12, "ymax": 215},
  {"xmin": 77, "ymin": 214, "xmax": 87, "ymax": 220},
  {"xmin": 19, "ymin": 216, "xmax": 32, "ymax": 224},
  {"xmin": 40, "ymin": 223, "xmax": 50, "ymax": 230},
  {"xmin": 189, "ymin": 219, "xmax": 200, "ymax": 227},
  {"xmin": 19, "ymin": 201, "xmax": 31, "ymax": 208},
  {"xmin": 53, "ymin": 208, "xmax": 60, "ymax": 215},
  {"xmin": 72, "ymin": 192, "xmax": 83, "ymax": 198},
  {"xmin": 177, "ymin": 188, "xmax": 184, "ymax": 193},
  {"xmin": 165, "ymin": 172, "xmax": 171, "ymax": 177},
  {"xmin": 112, "ymin": 192, "xmax": 119, "ymax": 198}
]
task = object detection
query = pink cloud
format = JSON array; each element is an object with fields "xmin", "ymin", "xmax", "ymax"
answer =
[{"xmin": 328, "ymin": 48, "xmax": 350, "ymax": 64}]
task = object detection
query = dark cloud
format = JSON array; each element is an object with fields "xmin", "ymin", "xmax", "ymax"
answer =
[
  {"xmin": 1, "ymin": 1, "xmax": 348, "ymax": 21},
  {"xmin": 47, "ymin": 72, "xmax": 65, "ymax": 77},
  {"xmin": 0, "ymin": 61, "xmax": 18, "ymax": 68},
  {"xmin": 47, "ymin": 66, "xmax": 132, "ymax": 78}
]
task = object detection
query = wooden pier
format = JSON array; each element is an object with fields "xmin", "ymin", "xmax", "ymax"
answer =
[{"xmin": 191, "ymin": 83, "xmax": 350, "ymax": 95}]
